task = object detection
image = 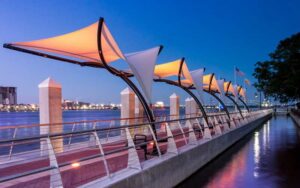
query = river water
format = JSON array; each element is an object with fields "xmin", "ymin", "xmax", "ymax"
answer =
[
  {"xmin": 178, "ymin": 115, "xmax": 300, "ymax": 188},
  {"xmin": 0, "ymin": 110, "xmax": 121, "ymax": 126}
]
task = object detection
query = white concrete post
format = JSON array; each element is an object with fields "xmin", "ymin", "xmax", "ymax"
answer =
[
  {"xmin": 121, "ymin": 88, "xmax": 135, "ymax": 126},
  {"xmin": 170, "ymin": 93, "xmax": 180, "ymax": 120},
  {"xmin": 190, "ymin": 98, "xmax": 198, "ymax": 117},
  {"xmin": 185, "ymin": 98, "xmax": 191, "ymax": 118},
  {"xmin": 39, "ymin": 78, "xmax": 63, "ymax": 154}
]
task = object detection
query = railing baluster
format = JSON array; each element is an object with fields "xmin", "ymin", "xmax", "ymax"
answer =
[
  {"xmin": 106, "ymin": 120, "xmax": 114, "ymax": 141},
  {"xmin": 93, "ymin": 131, "xmax": 110, "ymax": 177},
  {"xmin": 147, "ymin": 124, "xmax": 162, "ymax": 158},
  {"xmin": 176, "ymin": 121, "xmax": 188, "ymax": 144},
  {"xmin": 8, "ymin": 127, "xmax": 18, "ymax": 160},
  {"xmin": 125, "ymin": 127, "xmax": 142, "ymax": 170},
  {"xmin": 68, "ymin": 123, "xmax": 76, "ymax": 148},
  {"xmin": 46, "ymin": 137, "xmax": 63, "ymax": 188},
  {"xmin": 166, "ymin": 123, "xmax": 178, "ymax": 155}
]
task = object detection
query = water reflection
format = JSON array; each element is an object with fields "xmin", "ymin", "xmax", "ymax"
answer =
[
  {"xmin": 178, "ymin": 116, "xmax": 300, "ymax": 188},
  {"xmin": 253, "ymin": 131, "xmax": 260, "ymax": 178}
]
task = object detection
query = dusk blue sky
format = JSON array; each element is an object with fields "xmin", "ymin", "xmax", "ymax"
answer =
[{"xmin": 1, "ymin": 0, "xmax": 299, "ymax": 105}]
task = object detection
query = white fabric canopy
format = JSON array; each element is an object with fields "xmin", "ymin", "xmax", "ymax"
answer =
[
  {"xmin": 217, "ymin": 79, "xmax": 225, "ymax": 96},
  {"xmin": 125, "ymin": 47, "xmax": 161, "ymax": 103},
  {"xmin": 190, "ymin": 68, "xmax": 205, "ymax": 103},
  {"xmin": 237, "ymin": 86, "xmax": 246, "ymax": 99},
  {"xmin": 232, "ymin": 84, "xmax": 238, "ymax": 97}
]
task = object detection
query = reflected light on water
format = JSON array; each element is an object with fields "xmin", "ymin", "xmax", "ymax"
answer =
[
  {"xmin": 253, "ymin": 131, "xmax": 260, "ymax": 178},
  {"xmin": 203, "ymin": 140, "xmax": 248, "ymax": 188},
  {"xmin": 179, "ymin": 117, "xmax": 300, "ymax": 188}
]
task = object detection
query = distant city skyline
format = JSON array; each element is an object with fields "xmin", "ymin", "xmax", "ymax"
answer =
[{"xmin": 1, "ymin": 0, "xmax": 299, "ymax": 104}]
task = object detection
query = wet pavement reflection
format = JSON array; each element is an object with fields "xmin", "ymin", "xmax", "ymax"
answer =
[{"xmin": 178, "ymin": 115, "xmax": 300, "ymax": 188}]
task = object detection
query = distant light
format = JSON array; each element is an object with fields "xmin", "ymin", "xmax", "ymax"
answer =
[
  {"xmin": 71, "ymin": 162, "xmax": 80, "ymax": 168},
  {"xmin": 150, "ymin": 141, "xmax": 154, "ymax": 145}
]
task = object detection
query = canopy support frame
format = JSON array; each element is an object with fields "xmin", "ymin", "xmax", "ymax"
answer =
[
  {"xmin": 203, "ymin": 90, "xmax": 231, "ymax": 120},
  {"xmin": 225, "ymin": 94, "xmax": 244, "ymax": 119},
  {"xmin": 177, "ymin": 58, "xmax": 185, "ymax": 86},
  {"xmin": 238, "ymin": 97, "xmax": 250, "ymax": 112},
  {"xmin": 237, "ymin": 86, "xmax": 249, "ymax": 112},
  {"xmin": 3, "ymin": 17, "xmax": 159, "ymax": 137},
  {"xmin": 154, "ymin": 78, "xmax": 208, "ymax": 123},
  {"xmin": 97, "ymin": 17, "xmax": 159, "ymax": 137}
]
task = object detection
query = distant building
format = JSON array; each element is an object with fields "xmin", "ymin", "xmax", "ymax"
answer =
[
  {"xmin": 154, "ymin": 101, "xmax": 165, "ymax": 108},
  {"xmin": 0, "ymin": 87, "xmax": 17, "ymax": 105}
]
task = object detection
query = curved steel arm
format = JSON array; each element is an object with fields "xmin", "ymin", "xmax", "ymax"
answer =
[
  {"xmin": 154, "ymin": 78, "xmax": 208, "ymax": 124},
  {"xmin": 238, "ymin": 97, "xmax": 250, "ymax": 112},
  {"xmin": 225, "ymin": 95, "xmax": 244, "ymax": 119},
  {"xmin": 203, "ymin": 90, "xmax": 231, "ymax": 120},
  {"xmin": 97, "ymin": 17, "xmax": 157, "ymax": 136},
  {"xmin": 181, "ymin": 87, "xmax": 208, "ymax": 121}
]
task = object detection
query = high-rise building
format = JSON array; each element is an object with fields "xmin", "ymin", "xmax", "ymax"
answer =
[{"xmin": 0, "ymin": 87, "xmax": 17, "ymax": 105}]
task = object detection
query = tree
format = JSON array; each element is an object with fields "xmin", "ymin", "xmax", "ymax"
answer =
[{"xmin": 253, "ymin": 32, "xmax": 300, "ymax": 103}]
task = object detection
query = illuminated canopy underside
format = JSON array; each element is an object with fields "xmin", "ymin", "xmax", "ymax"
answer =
[
  {"xmin": 203, "ymin": 74, "xmax": 221, "ymax": 93},
  {"xmin": 224, "ymin": 81, "xmax": 237, "ymax": 96},
  {"xmin": 9, "ymin": 21, "xmax": 124, "ymax": 64},
  {"xmin": 237, "ymin": 86, "xmax": 246, "ymax": 98},
  {"xmin": 154, "ymin": 59, "xmax": 193, "ymax": 83}
]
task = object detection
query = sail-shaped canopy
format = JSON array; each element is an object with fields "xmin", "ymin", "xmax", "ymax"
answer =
[
  {"xmin": 224, "ymin": 81, "xmax": 236, "ymax": 96},
  {"xmin": 203, "ymin": 74, "xmax": 220, "ymax": 93},
  {"xmin": 125, "ymin": 47, "xmax": 161, "ymax": 103},
  {"xmin": 190, "ymin": 68, "xmax": 205, "ymax": 102},
  {"xmin": 5, "ymin": 19, "xmax": 125, "ymax": 64},
  {"xmin": 154, "ymin": 59, "xmax": 193, "ymax": 85},
  {"xmin": 217, "ymin": 79, "xmax": 225, "ymax": 95},
  {"xmin": 237, "ymin": 86, "xmax": 246, "ymax": 98},
  {"xmin": 5, "ymin": 18, "xmax": 164, "ymax": 107}
]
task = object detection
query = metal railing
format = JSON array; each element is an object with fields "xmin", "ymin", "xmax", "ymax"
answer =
[{"xmin": 0, "ymin": 109, "xmax": 273, "ymax": 188}]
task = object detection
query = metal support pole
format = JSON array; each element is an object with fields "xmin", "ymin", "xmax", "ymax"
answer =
[
  {"xmin": 204, "ymin": 90, "xmax": 231, "ymax": 120},
  {"xmin": 238, "ymin": 97, "xmax": 250, "ymax": 112},
  {"xmin": 226, "ymin": 95, "xmax": 244, "ymax": 119},
  {"xmin": 181, "ymin": 87, "xmax": 208, "ymax": 122},
  {"xmin": 68, "ymin": 123, "xmax": 76, "ymax": 147},
  {"xmin": 147, "ymin": 124, "xmax": 162, "ymax": 158}
]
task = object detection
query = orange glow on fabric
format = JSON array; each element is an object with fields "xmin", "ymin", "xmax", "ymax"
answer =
[{"xmin": 11, "ymin": 20, "xmax": 124, "ymax": 64}]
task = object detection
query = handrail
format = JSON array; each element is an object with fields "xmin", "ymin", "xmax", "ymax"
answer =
[
  {"xmin": 0, "ymin": 115, "xmax": 203, "ymax": 143},
  {"xmin": 0, "ymin": 110, "xmax": 242, "ymax": 131}
]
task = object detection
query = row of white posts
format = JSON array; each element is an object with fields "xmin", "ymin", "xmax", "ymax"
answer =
[{"xmin": 37, "ymin": 77, "xmax": 271, "ymax": 187}]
